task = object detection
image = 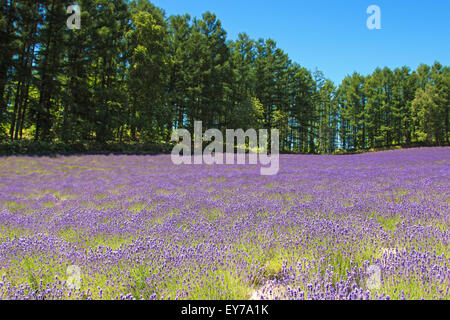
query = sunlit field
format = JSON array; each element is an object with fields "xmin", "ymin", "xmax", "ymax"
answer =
[{"xmin": 0, "ymin": 148, "xmax": 448, "ymax": 300}]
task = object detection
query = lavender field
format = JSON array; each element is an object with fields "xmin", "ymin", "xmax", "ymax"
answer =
[{"xmin": 0, "ymin": 148, "xmax": 448, "ymax": 300}]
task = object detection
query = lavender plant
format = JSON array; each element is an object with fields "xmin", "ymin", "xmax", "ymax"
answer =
[{"xmin": 0, "ymin": 148, "xmax": 448, "ymax": 300}]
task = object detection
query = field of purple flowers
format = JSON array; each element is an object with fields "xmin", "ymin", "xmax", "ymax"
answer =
[{"xmin": 0, "ymin": 147, "xmax": 448, "ymax": 300}]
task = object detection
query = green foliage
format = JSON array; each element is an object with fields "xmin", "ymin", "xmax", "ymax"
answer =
[
  {"xmin": 0, "ymin": 140, "xmax": 174, "ymax": 155},
  {"xmin": 0, "ymin": 1, "xmax": 448, "ymax": 154}
]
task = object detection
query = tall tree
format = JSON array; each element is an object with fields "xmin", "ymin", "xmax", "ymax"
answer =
[
  {"xmin": 0, "ymin": 0, "xmax": 19, "ymax": 138},
  {"xmin": 338, "ymin": 73, "xmax": 365, "ymax": 150},
  {"xmin": 126, "ymin": 0, "xmax": 171, "ymax": 141}
]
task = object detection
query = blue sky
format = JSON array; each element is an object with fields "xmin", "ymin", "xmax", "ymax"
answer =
[{"xmin": 152, "ymin": 0, "xmax": 449, "ymax": 84}]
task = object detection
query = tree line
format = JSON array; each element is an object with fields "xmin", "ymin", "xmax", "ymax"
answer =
[{"xmin": 1, "ymin": 0, "xmax": 448, "ymax": 154}]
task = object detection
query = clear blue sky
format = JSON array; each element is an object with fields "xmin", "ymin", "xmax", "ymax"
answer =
[{"xmin": 152, "ymin": 0, "xmax": 449, "ymax": 84}]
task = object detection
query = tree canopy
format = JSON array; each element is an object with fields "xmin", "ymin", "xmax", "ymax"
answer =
[{"xmin": 1, "ymin": 0, "xmax": 448, "ymax": 153}]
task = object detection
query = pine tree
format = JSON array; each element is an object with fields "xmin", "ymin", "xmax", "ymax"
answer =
[
  {"xmin": 0, "ymin": 0, "xmax": 18, "ymax": 138},
  {"xmin": 126, "ymin": 0, "xmax": 171, "ymax": 141},
  {"xmin": 9, "ymin": 1, "xmax": 42, "ymax": 141}
]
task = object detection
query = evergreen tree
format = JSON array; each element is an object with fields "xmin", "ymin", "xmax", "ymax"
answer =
[
  {"xmin": 126, "ymin": 1, "xmax": 170, "ymax": 141},
  {"xmin": 0, "ymin": 1, "xmax": 447, "ymax": 153}
]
